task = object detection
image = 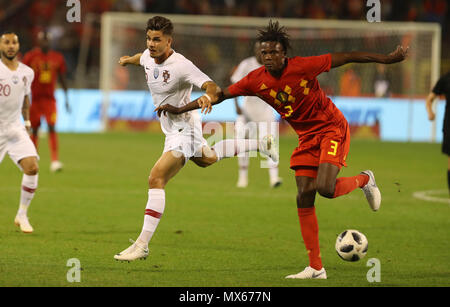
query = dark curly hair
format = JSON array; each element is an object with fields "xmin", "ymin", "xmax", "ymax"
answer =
[{"xmin": 257, "ymin": 20, "xmax": 291, "ymax": 53}]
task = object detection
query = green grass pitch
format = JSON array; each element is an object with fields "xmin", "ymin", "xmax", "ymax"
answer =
[{"xmin": 0, "ymin": 132, "xmax": 449, "ymax": 287}]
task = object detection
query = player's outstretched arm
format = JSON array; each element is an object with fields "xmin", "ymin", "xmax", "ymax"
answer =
[
  {"xmin": 155, "ymin": 88, "xmax": 237, "ymax": 117},
  {"xmin": 118, "ymin": 53, "xmax": 142, "ymax": 66},
  {"xmin": 331, "ymin": 45, "xmax": 409, "ymax": 68}
]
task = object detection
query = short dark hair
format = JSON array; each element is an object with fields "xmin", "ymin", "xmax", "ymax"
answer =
[
  {"xmin": 1, "ymin": 30, "xmax": 17, "ymax": 37},
  {"xmin": 146, "ymin": 16, "xmax": 174, "ymax": 36},
  {"xmin": 257, "ymin": 20, "xmax": 291, "ymax": 53}
]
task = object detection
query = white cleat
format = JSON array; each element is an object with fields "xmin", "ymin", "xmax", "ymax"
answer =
[
  {"xmin": 259, "ymin": 135, "xmax": 279, "ymax": 163},
  {"xmin": 236, "ymin": 177, "xmax": 248, "ymax": 188},
  {"xmin": 270, "ymin": 177, "xmax": 283, "ymax": 188},
  {"xmin": 50, "ymin": 161, "xmax": 63, "ymax": 173},
  {"xmin": 286, "ymin": 266, "xmax": 327, "ymax": 279},
  {"xmin": 14, "ymin": 215, "xmax": 34, "ymax": 233},
  {"xmin": 114, "ymin": 239, "xmax": 149, "ymax": 262},
  {"xmin": 360, "ymin": 170, "xmax": 381, "ymax": 211}
]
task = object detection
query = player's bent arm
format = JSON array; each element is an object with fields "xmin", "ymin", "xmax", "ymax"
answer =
[
  {"xmin": 118, "ymin": 53, "xmax": 142, "ymax": 66},
  {"xmin": 331, "ymin": 45, "xmax": 409, "ymax": 68},
  {"xmin": 426, "ymin": 92, "xmax": 437, "ymax": 121},
  {"xmin": 155, "ymin": 88, "xmax": 237, "ymax": 116}
]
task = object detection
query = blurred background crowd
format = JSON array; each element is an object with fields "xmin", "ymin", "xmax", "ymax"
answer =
[{"xmin": 1, "ymin": 0, "xmax": 448, "ymax": 93}]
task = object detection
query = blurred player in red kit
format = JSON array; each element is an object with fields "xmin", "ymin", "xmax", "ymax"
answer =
[
  {"xmin": 22, "ymin": 31, "xmax": 70, "ymax": 172},
  {"xmin": 157, "ymin": 20, "xmax": 409, "ymax": 279}
]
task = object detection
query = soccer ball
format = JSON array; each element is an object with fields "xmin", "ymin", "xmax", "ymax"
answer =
[{"xmin": 335, "ymin": 229, "xmax": 368, "ymax": 262}]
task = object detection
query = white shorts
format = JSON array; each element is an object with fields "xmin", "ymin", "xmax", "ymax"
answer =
[
  {"xmin": 163, "ymin": 128, "xmax": 207, "ymax": 163},
  {"xmin": 0, "ymin": 126, "xmax": 39, "ymax": 169}
]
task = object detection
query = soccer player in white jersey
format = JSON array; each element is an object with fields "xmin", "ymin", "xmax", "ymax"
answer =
[
  {"xmin": 0, "ymin": 31, "xmax": 39, "ymax": 233},
  {"xmin": 232, "ymin": 41, "xmax": 282, "ymax": 188},
  {"xmin": 114, "ymin": 16, "xmax": 278, "ymax": 261}
]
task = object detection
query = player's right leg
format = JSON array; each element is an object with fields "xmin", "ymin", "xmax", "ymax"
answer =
[
  {"xmin": 7, "ymin": 126, "xmax": 39, "ymax": 234},
  {"xmin": 15, "ymin": 156, "xmax": 39, "ymax": 233},
  {"xmin": 286, "ymin": 172, "xmax": 327, "ymax": 279},
  {"xmin": 114, "ymin": 150, "xmax": 185, "ymax": 262}
]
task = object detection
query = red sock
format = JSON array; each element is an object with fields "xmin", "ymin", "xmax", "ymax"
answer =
[
  {"xmin": 333, "ymin": 174, "xmax": 369, "ymax": 198},
  {"xmin": 49, "ymin": 131, "xmax": 59, "ymax": 161},
  {"xmin": 297, "ymin": 207, "xmax": 322, "ymax": 270}
]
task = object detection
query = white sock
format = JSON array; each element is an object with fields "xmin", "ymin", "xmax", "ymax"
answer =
[
  {"xmin": 18, "ymin": 174, "xmax": 38, "ymax": 217},
  {"xmin": 267, "ymin": 159, "xmax": 279, "ymax": 182},
  {"xmin": 238, "ymin": 155, "xmax": 249, "ymax": 180},
  {"xmin": 137, "ymin": 189, "xmax": 165, "ymax": 246},
  {"xmin": 212, "ymin": 139, "xmax": 259, "ymax": 161}
]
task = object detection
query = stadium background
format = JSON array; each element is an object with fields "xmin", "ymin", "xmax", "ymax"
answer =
[{"xmin": 0, "ymin": 0, "xmax": 449, "ymax": 142}]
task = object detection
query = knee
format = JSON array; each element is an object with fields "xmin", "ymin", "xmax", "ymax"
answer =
[
  {"xmin": 316, "ymin": 182, "xmax": 334, "ymax": 199},
  {"xmin": 148, "ymin": 174, "xmax": 165, "ymax": 189},
  {"xmin": 296, "ymin": 187, "xmax": 316, "ymax": 208},
  {"xmin": 24, "ymin": 163, "xmax": 39, "ymax": 176}
]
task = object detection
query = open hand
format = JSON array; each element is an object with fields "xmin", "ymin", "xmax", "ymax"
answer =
[
  {"xmin": 197, "ymin": 95, "xmax": 214, "ymax": 114},
  {"xmin": 386, "ymin": 45, "xmax": 409, "ymax": 64}
]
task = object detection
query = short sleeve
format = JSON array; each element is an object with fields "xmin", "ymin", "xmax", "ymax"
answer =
[
  {"xmin": 295, "ymin": 54, "xmax": 332, "ymax": 78},
  {"xmin": 25, "ymin": 69, "xmax": 34, "ymax": 96},
  {"xmin": 140, "ymin": 49, "xmax": 149, "ymax": 67},
  {"xmin": 228, "ymin": 74, "xmax": 253, "ymax": 97},
  {"xmin": 183, "ymin": 60, "xmax": 212, "ymax": 89}
]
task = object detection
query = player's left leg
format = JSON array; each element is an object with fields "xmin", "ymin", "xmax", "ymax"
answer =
[
  {"xmin": 115, "ymin": 151, "xmax": 185, "ymax": 262},
  {"xmin": 44, "ymin": 100, "xmax": 62, "ymax": 172},
  {"xmin": 15, "ymin": 156, "xmax": 39, "ymax": 233},
  {"xmin": 316, "ymin": 128, "xmax": 381, "ymax": 211}
]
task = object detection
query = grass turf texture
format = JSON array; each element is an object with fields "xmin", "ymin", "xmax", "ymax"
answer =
[{"xmin": 0, "ymin": 132, "xmax": 449, "ymax": 287}]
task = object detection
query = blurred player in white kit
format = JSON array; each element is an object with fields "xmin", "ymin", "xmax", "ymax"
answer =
[
  {"xmin": 0, "ymin": 31, "xmax": 39, "ymax": 233},
  {"xmin": 114, "ymin": 16, "xmax": 278, "ymax": 262},
  {"xmin": 232, "ymin": 42, "xmax": 282, "ymax": 188}
]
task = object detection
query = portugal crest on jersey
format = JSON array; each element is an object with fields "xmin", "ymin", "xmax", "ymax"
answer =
[{"xmin": 162, "ymin": 70, "xmax": 170, "ymax": 83}]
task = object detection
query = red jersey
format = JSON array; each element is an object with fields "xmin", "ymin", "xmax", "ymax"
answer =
[
  {"xmin": 228, "ymin": 54, "xmax": 347, "ymax": 138},
  {"xmin": 22, "ymin": 48, "xmax": 66, "ymax": 100}
]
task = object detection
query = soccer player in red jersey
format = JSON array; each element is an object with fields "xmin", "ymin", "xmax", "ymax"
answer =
[
  {"xmin": 156, "ymin": 21, "xmax": 409, "ymax": 279},
  {"xmin": 22, "ymin": 31, "xmax": 70, "ymax": 172}
]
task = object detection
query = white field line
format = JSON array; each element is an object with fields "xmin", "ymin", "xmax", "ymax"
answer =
[{"xmin": 412, "ymin": 189, "xmax": 450, "ymax": 206}]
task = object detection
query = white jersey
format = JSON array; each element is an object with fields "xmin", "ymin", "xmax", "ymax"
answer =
[
  {"xmin": 0, "ymin": 60, "xmax": 38, "ymax": 166},
  {"xmin": 231, "ymin": 56, "xmax": 273, "ymax": 122},
  {"xmin": 0, "ymin": 61, "xmax": 34, "ymax": 127},
  {"xmin": 140, "ymin": 49, "xmax": 212, "ymax": 136}
]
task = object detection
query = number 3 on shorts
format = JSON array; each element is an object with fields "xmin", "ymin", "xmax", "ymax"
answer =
[{"xmin": 328, "ymin": 140, "xmax": 338, "ymax": 156}]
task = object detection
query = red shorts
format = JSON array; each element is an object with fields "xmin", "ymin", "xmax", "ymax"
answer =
[
  {"xmin": 30, "ymin": 98, "xmax": 57, "ymax": 128},
  {"xmin": 290, "ymin": 122, "xmax": 350, "ymax": 178}
]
